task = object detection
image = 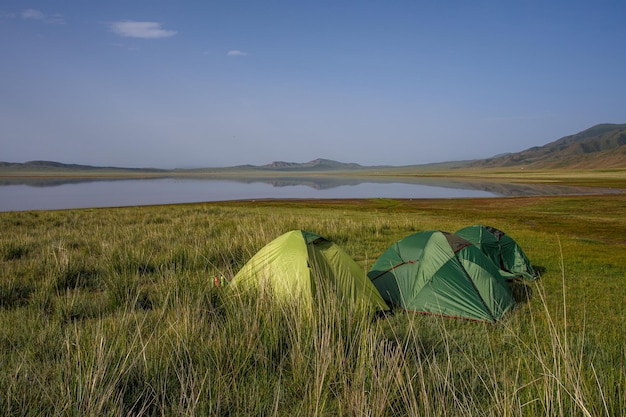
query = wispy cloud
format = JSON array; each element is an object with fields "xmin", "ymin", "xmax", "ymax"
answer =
[
  {"xmin": 20, "ymin": 8, "xmax": 65, "ymax": 24},
  {"xmin": 21, "ymin": 9, "xmax": 44, "ymax": 19},
  {"xmin": 110, "ymin": 21, "xmax": 177, "ymax": 39},
  {"xmin": 227, "ymin": 50, "xmax": 248, "ymax": 57},
  {"xmin": 46, "ymin": 13, "xmax": 65, "ymax": 24}
]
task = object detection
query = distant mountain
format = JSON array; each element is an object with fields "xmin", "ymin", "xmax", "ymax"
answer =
[
  {"xmin": 0, "ymin": 158, "xmax": 371, "ymax": 175},
  {"xmin": 195, "ymin": 158, "xmax": 372, "ymax": 173},
  {"xmin": 0, "ymin": 160, "xmax": 166, "ymax": 173},
  {"xmin": 469, "ymin": 123, "xmax": 626, "ymax": 169},
  {"xmin": 260, "ymin": 158, "xmax": 364, "ymax": 171},
  {"xmin": 3, "ymin": 124, "xmax": 625, "ymax": 174}
]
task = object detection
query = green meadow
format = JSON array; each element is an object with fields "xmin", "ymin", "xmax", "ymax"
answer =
[{"xmin": 1, "ymin": 194, "xmax": 625, "ymax": 416}]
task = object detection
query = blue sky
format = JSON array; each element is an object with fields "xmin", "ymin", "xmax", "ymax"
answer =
[{"xmin": 1, "ymin": 1, "xmax": 625, "ymax": 168}]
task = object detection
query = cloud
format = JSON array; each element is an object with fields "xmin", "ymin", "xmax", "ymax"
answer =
[
  {"xmin": 21, "ymin": 9, "xmax": 44, "ymax": 20},
  {"xmin": 110, "ymin": 21, "xmax": 177, "ymax": 39},
  {"xmin": 227, "ymin": 50, "xmax": 248, "ymax": 57},
  {"xmin": 46, "ymin": 13, "xmax": 66, "ymax": 24},
  {"xmin": 20, "ymin": 8, "xmax": 65, "ymax": 24}
]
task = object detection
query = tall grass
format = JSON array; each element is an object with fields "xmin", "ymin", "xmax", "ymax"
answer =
[{"xmin": 0, "ymin": 197, "xmax": 624, "ymax": 415}]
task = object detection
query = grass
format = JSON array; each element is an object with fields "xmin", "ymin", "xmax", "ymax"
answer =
[{"xmin": 0, "ymin": 195, "xmax": 625, "ymax": 416}]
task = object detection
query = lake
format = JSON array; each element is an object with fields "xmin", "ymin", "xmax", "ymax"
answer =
[{"xmin": 0, "ymin": 176, "xmax": 610, "ymax": 212}]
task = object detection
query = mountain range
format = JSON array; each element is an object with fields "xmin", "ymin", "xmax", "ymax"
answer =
[
  {"xmin": 2, "ymin": 123, "xmax": 625, "ymax": 173},
  {"xmin": 468, "ymin": 123, "xmax": 626, "ymax": 169}
]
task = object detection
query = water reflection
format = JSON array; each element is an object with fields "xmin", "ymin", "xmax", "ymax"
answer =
[
  {"xmin": 0, "ymin": 177, "xmax": 167, "ymax": 187},
  {"xmin": 0, "ymin": 175, "xmax": 611, "ymax": 195},
  {"xmin": 234, "ymin": 176, "xmax": 604, "ymax": 196},
  {"xmin": 0, "ymin": 175, "xmax": 616, "ymax": 212}
]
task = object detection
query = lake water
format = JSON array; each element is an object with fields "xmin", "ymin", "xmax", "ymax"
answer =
[{"xmin": 0, "ymin": 176, "xmax": 611, "ymax": 212}]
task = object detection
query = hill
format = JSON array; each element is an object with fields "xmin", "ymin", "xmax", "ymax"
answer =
[
  {"xmin": 0, "ymin": 160, "xmax": 166, "ymax": 175},
  {"xmin": 469, "ymin": 123, "xmax": 626, "ymax": 169},
  {"xmin": 253, "ymin": 158, "xmax": 365, "ymax": 171},
  {"xmin": 2, "ymin": 124, "xmax": 626, "ymax": 175}
]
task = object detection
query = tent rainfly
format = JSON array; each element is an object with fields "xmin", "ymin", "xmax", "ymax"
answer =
[
  {"xmin": 230, "ymin": 230, "xmax": 389, "ymax": 313},
  {"xmin": 455, "ymin": 225, "xmax": 538, "ymax": 280},
  {"xmin": 368, "ymin": 230, "xmax": 515, "ymax": 323}
]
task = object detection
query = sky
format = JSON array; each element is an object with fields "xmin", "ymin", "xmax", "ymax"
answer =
[{"xmin": 1, "ymin": 1, "xmax": 626, "ymax": 168}]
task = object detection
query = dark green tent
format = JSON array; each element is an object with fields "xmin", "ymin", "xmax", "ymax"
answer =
[
  {"xmin": 455, "ymin": 225, "xmax": 538, "ymax": 280},
  {"xmin": 230, "ymin": 230, "xmax": 389, "ymax": 314},
  {"xmin": 367, "ymin": 230, "xmax": 514, "ymax": 323}
]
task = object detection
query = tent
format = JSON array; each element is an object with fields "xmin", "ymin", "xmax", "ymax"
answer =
[
  {"xmin": 367, "ymin": 230, "xmax": 514, "ymax": 322},
  {"xmin": 455, "ymin": 225, "xmax": 538, "ymax": 280},
  {"xmin": 230, "ymin": 230, "xmax": 389, "ymax": 313}
]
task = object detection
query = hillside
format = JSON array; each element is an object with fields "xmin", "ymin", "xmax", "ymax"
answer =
[
  {"xmin": 0, "ymin": 160, "xmax": 166, "ymax": 174},
  {"xmin": 470, "ymin": 123, "xmax": 626, "ymax": 169},
  {"xmin": 254, "ymin": 158, "xmax": 365, "ymax": 171},
  {"xmin": 3, "ymin": 124, "xmax": 626, "ymax": 175}
]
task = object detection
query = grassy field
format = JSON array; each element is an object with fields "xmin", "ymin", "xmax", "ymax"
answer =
[{"xmin": 1, "ymin": 194, "xmax": 625, "ymax": 416}]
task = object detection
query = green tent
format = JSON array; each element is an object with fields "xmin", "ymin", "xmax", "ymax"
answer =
[
  {"xmin": 455, "ymin": 225, "xmax": 538, "ymax": 280},
  {"xmin": 230, "ymin": 230, "xmax": 389, "ymax": 313},
  {"xmin": 367, "ymin": 230, "xmax": 514, "ymax": 323}
]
